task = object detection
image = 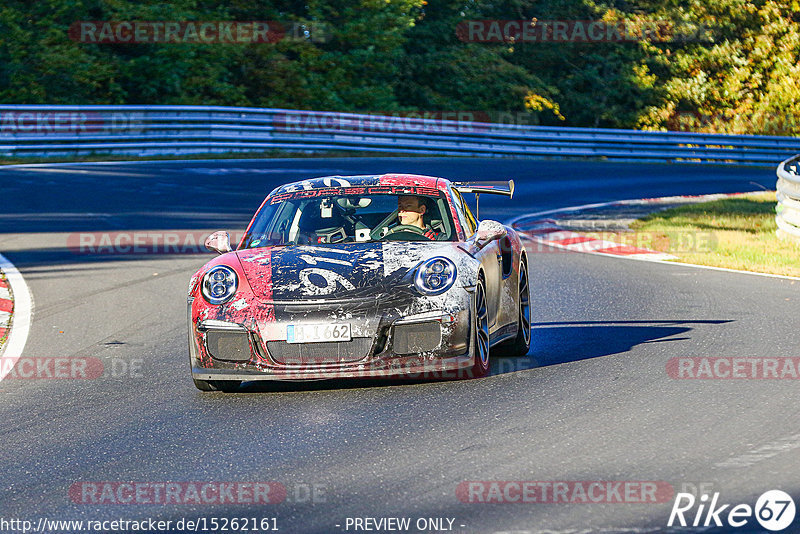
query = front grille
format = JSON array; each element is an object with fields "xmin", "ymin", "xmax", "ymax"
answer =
[
  {"xmin": 392, "ymin": 322, "xmax": 442, "ymax": 354},
  {"xmin": 267, "ymin": 338, "xmax": 372, "ymax": 365},
  {"xmin": 206, "ymin": 331, "xmax": 252, "ymax": 362}
]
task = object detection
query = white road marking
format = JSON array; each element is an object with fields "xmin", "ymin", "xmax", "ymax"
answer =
[
  {"xmin": 0, "ymin": 253, "xmax": 33, "ymax": 382},
  {"xmin": 714, "ymin": 432, "xmax": 800, "ymax": 469}
]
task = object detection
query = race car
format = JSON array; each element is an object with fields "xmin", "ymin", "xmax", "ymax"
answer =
[{"xmin": 188, "ymin": 174, "xmax": 530, "ymax": 391}]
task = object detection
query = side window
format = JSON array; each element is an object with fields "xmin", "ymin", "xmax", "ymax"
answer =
[
  {"xmin": 269, "ymin": 200, "xmax": 299, "ymax": 243},
  {"xmin": 452, "ymin": 189, "xmax": 477, "ymax": 236},
  {"xmin": 462, "ymin": 195, "xmax": 478, "ymax": 233}
]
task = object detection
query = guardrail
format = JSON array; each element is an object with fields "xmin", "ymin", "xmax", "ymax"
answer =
[
  {"xmin": 2, "ymin": 105, "xmax": 800, "ymax": 164},
  {"xmin": 776, "ymin": 155, "xmax": 800, "ymax": 241}
]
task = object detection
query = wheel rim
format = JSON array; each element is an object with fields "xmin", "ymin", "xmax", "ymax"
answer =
[
  {"xmin": 519, "ymin": 264, "xmax": 531, "ymax": 346},
  {"xmin": 476, "ymin": 281, "xmax": 489, "ymax": 368}
]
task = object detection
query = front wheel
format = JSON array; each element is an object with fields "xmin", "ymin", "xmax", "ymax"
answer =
[
  {"xmin": 193, "ymin": 378, "xmax": 242, "ymax": 392},
  {"xmin": 469, "ymin": 277, "xmax": 490, "ymax": 378}
]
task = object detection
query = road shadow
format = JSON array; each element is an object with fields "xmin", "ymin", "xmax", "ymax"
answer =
[
  {"xmin": 209, "ymin": 320, "xmax": 731, "ymax": 394},
  {"xmin": 482, "ymin": 319, "xmax": 730, "ymax": 375},
  {"xmin": 527, "ymin": 320, "xmax": 732, "ymax": 367}
]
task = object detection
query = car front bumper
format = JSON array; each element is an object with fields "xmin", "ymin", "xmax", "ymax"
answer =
[{"xmin": 189, "ymin": 289, "xmax": 478, "ymax": 381}]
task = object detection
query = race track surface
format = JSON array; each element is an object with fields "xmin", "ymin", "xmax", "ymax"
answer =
[{"xmin": 0, "ymin": 158, "xmax": 796, "ymax": 534}]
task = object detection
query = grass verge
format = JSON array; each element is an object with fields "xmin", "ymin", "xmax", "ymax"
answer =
[{"xmin": 629, "ymin": 191, "xmax": 800, "ymax": 277}]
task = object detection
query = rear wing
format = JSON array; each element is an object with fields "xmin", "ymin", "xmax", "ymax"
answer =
[
  {"xmin": 451, "ymin": 180, "xmax": 514, "ymax": 219},
  {"xmin": 451, "ymin": 180, "xmax": 514, "ymax": 198}
]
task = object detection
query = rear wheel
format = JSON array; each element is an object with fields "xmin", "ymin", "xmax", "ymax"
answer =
[
  {"xmin": 469, "ymin": 277, "xmax": 490, "ymax": 378},
  {"xmin": 193, "ymin": 378, "xmax": 242, "ymax": 392},
  {"xmin": 495, "ymin": 260, "xmax": 531, "ymax": 357}
]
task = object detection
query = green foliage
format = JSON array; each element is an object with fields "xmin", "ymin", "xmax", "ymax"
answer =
[
  {"xmin": 0, "ymin": 0, "xmax": 798, "ymax": 135},
  {"xmin": 633, "ymin": 0, "xmax": 800, "ymax": 134},
  {"xmin": 394, "ymin": 0, "xmax": 546, "ymax": 116}
]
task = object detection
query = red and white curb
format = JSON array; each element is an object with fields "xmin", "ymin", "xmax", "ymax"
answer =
[
  {"xmin": 514, "ymin": 218, "xmax": 677, "ymax": 261},
  {"xmin": 0, "ymin": 253, "xmax": 33, "ymax": 382},
  {"xmin": 0, "ymin": 273, "xmax": 11, "ymax": 342},
  {"xmin": 509, "ymin": 192, "xmax": 764, "ymax": 262}
]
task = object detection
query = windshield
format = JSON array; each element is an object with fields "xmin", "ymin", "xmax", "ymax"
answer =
[{"xmin": 241, "ymin": 189, "xmax": 456, "ymax": 248}]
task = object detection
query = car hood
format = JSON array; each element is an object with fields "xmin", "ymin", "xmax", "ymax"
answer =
[{"xmin": 236, "ymin": 242, "xmax": 465, "ymax": 302}]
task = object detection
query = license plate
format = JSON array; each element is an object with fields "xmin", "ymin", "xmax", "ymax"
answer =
[{"xmin": 287, "ymin": 323, "xmax": 351, "ymax": 344}]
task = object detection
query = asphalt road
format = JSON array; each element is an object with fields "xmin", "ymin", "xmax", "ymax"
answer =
[{"xmin": 0, "ymin": 157, "xmax": 797, "ymax": 534}]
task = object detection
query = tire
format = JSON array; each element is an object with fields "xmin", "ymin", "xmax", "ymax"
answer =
[
  {"xmin": 495, "ymin": 260, "xmax": 531, "ymax": 357},
  {"xmin": 469, "ymin": 276, "xmax": 491, "ymax": 378},
  {"xmin": 193, "ymin": 378, "xmax": 242, "ymax": 392}
]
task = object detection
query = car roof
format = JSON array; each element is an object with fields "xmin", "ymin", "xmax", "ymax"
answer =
[{"xmin": 270, "ymin": 174, "xmax": 450, "ymax": 195}]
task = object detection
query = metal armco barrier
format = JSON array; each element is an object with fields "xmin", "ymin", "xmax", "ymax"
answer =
[
  {"xmin": 776, "ymin": 155, "xmax": 800, "ymax": 240},
  {"xmin": 2, "ymin": 105, "xmax": 800, "ymax": 164}
]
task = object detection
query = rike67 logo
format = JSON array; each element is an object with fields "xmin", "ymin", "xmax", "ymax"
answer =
[{"xmin": 668, "ymin": 490, "xmax": 796, "ymax": 531}]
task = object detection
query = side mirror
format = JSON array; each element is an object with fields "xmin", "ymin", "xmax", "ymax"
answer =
[
  {"xmin": 205, "ymin": 231, "xmax": 232, "ymax": 255},
  {"xmin": 473, "ymin": 220, "xmax": 507, "ymax": 250}
]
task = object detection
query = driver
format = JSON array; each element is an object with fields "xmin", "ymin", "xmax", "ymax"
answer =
[{"xmin": 397, "ymin": 195, "xmax": 440, "ymax": 240}]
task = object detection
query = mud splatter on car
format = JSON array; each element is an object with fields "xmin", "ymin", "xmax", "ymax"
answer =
[{"xmin": 188, "ymin": 174, "xmax": 528, "ymax": 391}]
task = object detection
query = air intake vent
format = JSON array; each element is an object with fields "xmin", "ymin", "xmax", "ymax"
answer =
[
  {"xmin": 267, "ymin": 338, "xmax": 372, "ymax": 365},
  {"xmin": 393, "ymin": 322, "xmax": 442, "ymax": 354},
  {"xmin": 206, "ymin": 331, "xmax": 252, "ymax": 362}
]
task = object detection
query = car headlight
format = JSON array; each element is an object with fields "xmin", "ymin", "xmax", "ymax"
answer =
[
  {"xmin": 201, "ymin": 265, "xmax": 238, "ymax": 305},
  {"xmin": 414, "ymin": 257, "xmax": 457, "ymax": 295}
]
